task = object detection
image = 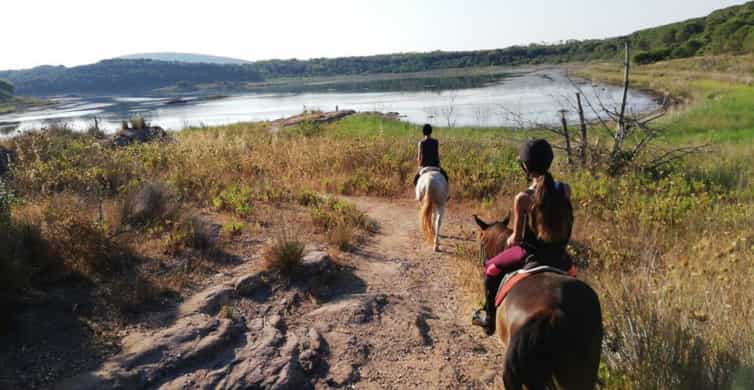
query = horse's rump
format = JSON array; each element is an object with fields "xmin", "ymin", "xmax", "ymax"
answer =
[
  {"xmin": 500, "ymin": 273, "xmax": 603, "ymax": 390},
  {"xmin": 416, "ymin": 170, "xmax": 448, "ymax": 247}
]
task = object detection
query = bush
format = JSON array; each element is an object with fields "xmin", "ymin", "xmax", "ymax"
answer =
[
  {"xmin": 130, "ymin": 116, "xmax": 147, "ymax": 130},
  {"xmin": 166, "ymin": 214, "xmax": 216, "ymax": 254},
  {"xmin": 601, "ymin": 285, "xmax": 747, "ymax": 389},
  {"xmin": 213, "ymin": 184, "xmax": 254, "ymax": 217},
  {"xmin": 263, "ymin": 230, "xmax": 305, "ymax": 277},
  {"xmin": 121, "ymin": 181, "xmax": 176, "ymax": 229},
  {"xmin": 298, "ymin": 189, "xmax": 323, "ymax": 207},
  {"xmin": 42, "ymin": 198, "xmax": 129, "ymax": 279},
  {"xmin": 327, "ymin": 222, "xmax": 355, "ymax": 251},
  {"xmin": 0, "ymin": 219, "xmax": 47, "ymax": 292},
  {"xmin": 634, "ymin": 48, "xmax": 672, "ymax": 64},
  {"xmin": 292, "ymin": 120, "xmax": 322, "ymax": 137},
  {"xmin": 222, "ymin": 220, "xmax": 245, "ymax": 237}
]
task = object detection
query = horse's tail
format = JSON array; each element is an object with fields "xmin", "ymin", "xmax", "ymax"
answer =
[
  {"xmin": 503, "ymin": 310, "xmax": 565, "ymax": 390},
  {"xmin": 420, "ymin": 192, "xmax": 434, "ymax": 242}
]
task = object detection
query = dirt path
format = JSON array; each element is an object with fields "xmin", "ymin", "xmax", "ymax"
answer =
[
  {"xmin": 333, "ymin": 197, "xmax": 504, "ymax": 389},
  {"xmin": 58, "ymin": 197, "xmax": 506, "ymax": 389}
]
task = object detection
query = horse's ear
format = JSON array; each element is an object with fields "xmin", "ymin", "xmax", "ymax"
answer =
[
  {"xmin": 473, "ymin": 214, "xmax": 490, "ymax": 230},
  {"xmin": 501, "ymin": 211, "xmax": 511, "ymax": 227}
]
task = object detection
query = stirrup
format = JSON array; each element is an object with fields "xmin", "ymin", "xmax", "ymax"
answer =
[
  {"xmin": 471, "ymin": 309, "xmax": 488, "ymax": 327},
  {"xmin": 471, "ymin": 308, "xmax": 494, "ymax": 335}
]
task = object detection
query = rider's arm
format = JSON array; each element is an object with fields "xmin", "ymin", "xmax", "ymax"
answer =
[
  {"xmin": 507, "ymin": 192, "xmax": 531, "ymax": 247},
  {"xmin": 417, "ymin": 141, "xmax": 422, "ymax": 168}
]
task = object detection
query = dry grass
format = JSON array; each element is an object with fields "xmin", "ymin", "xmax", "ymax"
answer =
[
  {"xmin": 1, "ymin": 56, "xmax": 753, "ymax": 388},
  {"xmin": 263, "ymin": 229, "xmax": 305, "ymax": 277}
]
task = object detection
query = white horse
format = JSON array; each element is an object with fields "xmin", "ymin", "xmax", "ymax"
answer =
[{"xmin": 415, "ymin": 167, "xmax": 449, "ymax": 252}]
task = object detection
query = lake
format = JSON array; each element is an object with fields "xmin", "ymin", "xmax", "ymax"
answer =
[{"xmin": 0, "ymin": 69, "xmax": 659, "ymax": 133}]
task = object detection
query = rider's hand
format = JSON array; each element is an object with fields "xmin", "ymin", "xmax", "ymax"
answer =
[{"xmin": 506, "ymin": 234, "xmax": 519, "ymax": 248}]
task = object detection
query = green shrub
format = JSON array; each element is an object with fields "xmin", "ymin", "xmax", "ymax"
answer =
[
  {"xmin": 213, "ymin": 184, "xmax": 254, "ymax": 217},
  {"xmin": 222, "ymin": 220, "xmax": 245, "ymax": 237},
  {"xmin": 292, "ymin": 120, "xmax": 322, "ymax": 137},
  {"xmin": 298, "ymin": 189, "xmax": 323, "ymax": 207}
]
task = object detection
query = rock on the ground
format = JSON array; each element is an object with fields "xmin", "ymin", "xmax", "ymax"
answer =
[
  {"xmin": 104, "ymin": 126, "xmax": 168, "ymax": 148},
  {"xmin": 57, "ymin": 313, "xmax": 243, "ymax": 390},
  {"xmin": 304, "ymin": 294, "xmax": 387, "ymax": 325},
  {"xmin": 274, "ymin": 110, "xmax": 357, "ymax": 128},
  {"xmin": 324, "ymin": 335, "xmax": 370, "ymax": 387},
  {"xmin": 59, "ymin": 313, "xmax": 327, "ymax": 390},
  {"xmin": 234, "ymin": 272, "xmax": 268, "ymax": 297},
  {"xmin": 301, "ymin": 251, "xmax": 335, "ymax": 274},
  {"xmin": 178, "ymin": 283, "xmax": 235, "ymax": 316}
]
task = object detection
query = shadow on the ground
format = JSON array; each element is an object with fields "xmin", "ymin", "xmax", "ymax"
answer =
[
  {"xmin": 303, "ymin": 263, "xmax": 368, "ymax": 303},
  {"xmin": 415, "ymin": 305, "xmax": 439, "ymax": 346},
  {"xmin": 0, "ymin": 256, "xmax": 172, "ymax": 390}
]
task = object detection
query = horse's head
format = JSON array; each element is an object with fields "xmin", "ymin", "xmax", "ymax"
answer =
[{"xmin": 473, "ymin": 212, "xmax": 512, "ymax": 260}]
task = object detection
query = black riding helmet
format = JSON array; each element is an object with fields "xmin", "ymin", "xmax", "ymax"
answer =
[{"xmin": 519, "ymin": 139, "xmax": 553, "ymax": 174}]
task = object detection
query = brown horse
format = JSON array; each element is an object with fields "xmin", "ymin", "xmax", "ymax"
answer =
[{"xmin": 473, "ymin": 214, "xmax": 603, "ymax": 390}]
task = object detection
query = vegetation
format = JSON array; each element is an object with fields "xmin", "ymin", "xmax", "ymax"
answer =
[
  {"xmin": 4, "ymin": 3, "xmax": 754, "ymax": 96},
  {"xmin": 1, "ymin": 50, "xmax": 753, "ymax": 388},
  {"xmin": 263, "ymin": 229, "xmax": 305, "ymax": 277},
  {"xmin": 0, "ymin": 59, "xmax": 263, "ymax": 95},
  {"xmin": 0, "ymin": 79, "xmax": 13, "ymax": 101}
]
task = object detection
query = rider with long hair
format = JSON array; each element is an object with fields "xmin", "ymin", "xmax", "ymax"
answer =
[{"xmin": 474, "ymin": 138, "xmax": 575, "ymax": 335}]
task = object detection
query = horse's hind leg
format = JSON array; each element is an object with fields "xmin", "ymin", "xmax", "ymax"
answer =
[{"xmin": 433, "ymin": 205, "xmax": 444, "ymax": 252}]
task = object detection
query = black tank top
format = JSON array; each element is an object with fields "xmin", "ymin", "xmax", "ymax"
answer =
[{"xmin": 420, "ymin": 138, "xmax": 439, "ymax": 167}]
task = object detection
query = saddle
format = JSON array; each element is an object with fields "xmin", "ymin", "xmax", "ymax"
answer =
[
  {"xmin": 494, "ymin": 265, "xmax": 567, "ymax": 307},
  {"xmin": 418, "ymin": 166, "xmax": 443, "ymax": 176}
]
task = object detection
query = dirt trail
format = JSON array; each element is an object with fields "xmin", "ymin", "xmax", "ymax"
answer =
[
  {"xmin": 336, "ymin": 197, "xmax": 504, "ymax": 389},
  {"xmin": 58, "ymin": 197, "xmax": 505, "ymax": 389}
]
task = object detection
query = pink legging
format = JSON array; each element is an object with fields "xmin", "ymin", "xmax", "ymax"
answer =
[
  {"xmin": 485, "ymin": 245, "xmax": 527, "ymax": 277},
  {"xmin": 484, "ymin": 245, "xmax": 577, "ymax": 278}
]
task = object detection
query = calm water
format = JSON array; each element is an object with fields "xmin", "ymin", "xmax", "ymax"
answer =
[{"xmin": 0, "ymin": 69, "xmax": 659, "ymax": 134}]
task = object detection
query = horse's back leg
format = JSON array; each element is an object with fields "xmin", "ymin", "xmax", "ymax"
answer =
[
  {"xmin": 555, "ymin": 342, "xmax": 600, "ymax": 389},
  {"xmin": 433, "ymin": 205, "xmax": 444, "ymax": 252}
]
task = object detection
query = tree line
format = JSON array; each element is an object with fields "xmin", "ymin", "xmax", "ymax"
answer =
[
  {"xmin": 0, "ymin": 60, "xmax": 264, "ymax": 95},
  {"xmin": 1, "ymin": 1, "xmax": 752, "ymax": 95},
  {"xmin": 0, "ymin": 80, "xmax": 13, "ymax": 101}
]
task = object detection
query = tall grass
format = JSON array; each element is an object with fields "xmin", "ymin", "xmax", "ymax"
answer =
[{"xmin": 0, "ymin": 56, "xmax": 752, "ymax": 389}]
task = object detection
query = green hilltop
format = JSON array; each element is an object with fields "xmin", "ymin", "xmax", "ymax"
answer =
[{"xmin": 1, "ymin": 1, "xmax": 753, "ymax": 95}]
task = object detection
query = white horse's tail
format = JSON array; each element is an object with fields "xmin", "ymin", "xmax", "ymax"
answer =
[{"xmin": 421, "ymin": 193, "xmax": 435, "ymax": 242}]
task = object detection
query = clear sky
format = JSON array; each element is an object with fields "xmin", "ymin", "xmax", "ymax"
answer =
[{"xmin": 2, "ymin": 0, "xmax": 748, "ymax": 70}]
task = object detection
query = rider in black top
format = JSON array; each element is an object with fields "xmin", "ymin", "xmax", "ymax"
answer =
[{"xmin": 413, "ymin": 124, "xmax": 449, "ymax": 185}]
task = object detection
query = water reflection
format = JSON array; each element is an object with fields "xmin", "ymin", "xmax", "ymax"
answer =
[{"xmin": 0, "ymin": 69, "xmax": 659, "ymax": 134}]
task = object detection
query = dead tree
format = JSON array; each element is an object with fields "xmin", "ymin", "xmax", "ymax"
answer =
[
  {"xmin": 576, "ymin": 93, "xmax": 588, "ymax": 168},
  {"xmin": 559, "ymin": 109, "xmax": 574, "ymax": 167},
  {"xmin": 609, "ymin": 41, "xmax": 632, "ymax": 172}
]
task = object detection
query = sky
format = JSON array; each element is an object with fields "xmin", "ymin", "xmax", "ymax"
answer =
[{"xmin": 2, "ymin": 0, "xmax": 748, "ymax": 70}]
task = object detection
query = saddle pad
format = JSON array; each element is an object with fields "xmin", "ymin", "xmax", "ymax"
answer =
[
  {"xmin": 419, "ymin": 166, "xmax": 442, "ymax": 176},
  {"xmin": 494, "ymin": 266, "xmax": 568, "ymax": 307}
]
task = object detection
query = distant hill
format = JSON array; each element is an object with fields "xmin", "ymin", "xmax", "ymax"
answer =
[
  {"xmin": 0, "ymin": 80, "xmax": 13, "ymax": 101},
  {"xmin": 116, "ymin": 52, "xmax": 251, "ymax": 65},
  {"xmin": 1, "ymin": 1, "xmax": 753, "ymax": 96},
  {"xmin": 248, "ymin": 1, "xmax": 754, "ymax": 77},
  {"xmin": 0, "ymin": 59, "xmax": 262, "ymax": 95}
]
